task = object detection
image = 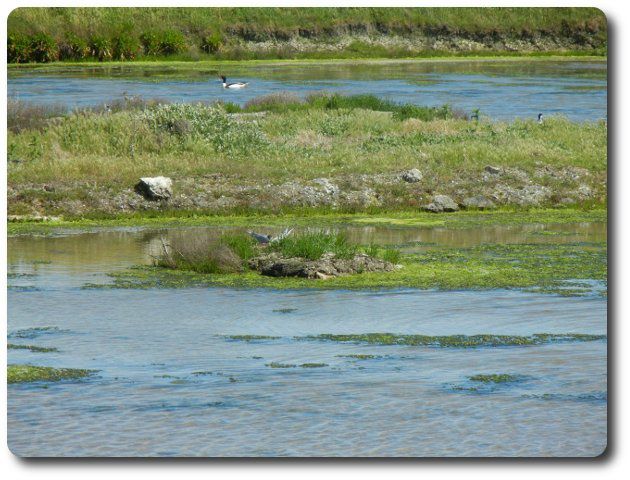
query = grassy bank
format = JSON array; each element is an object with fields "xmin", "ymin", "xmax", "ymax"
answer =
[
  {"xmin": 7, "ymin": 95, "xmax": 607, "ymax": 218},
  {"xmin": 8, "ymin": 7, "xmax": 606, "ymax": 63}
]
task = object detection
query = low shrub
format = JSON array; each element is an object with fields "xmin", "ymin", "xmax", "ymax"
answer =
[
  {"xmin": 8, "ymin": 34, "xmax": 31, "ymax": 63},
  {"xmin": 201, "ymin": 31, "xmax": 224, "ymax": 53},
  {"xmin": 112, "ymin": 32, "xmax": 141, "ymax": 60},
  {"xmin": 29, "ymin": 33, "xmax": 58, "ymax": 62},
  {"xmin": 89, "ymin": 35, "xmax": 112, "ymax": 61},
  {"xmin": 59, "ymin": 32, "xmax": 90, "ymax": 60}
]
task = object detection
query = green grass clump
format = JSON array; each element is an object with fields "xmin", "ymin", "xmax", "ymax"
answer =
[
  {"xmin": 468, "ymin": 373, "xmax": 521, "ymax": 383},
  {"xmin": 8, "ymin": 364, "xmax": 96, "ymax": 383},
  {"xmin": 8, "ymin": 343, "xmax": 58, "ymax": 353},
  {"xmin": 304, "ymin": 333, "xmax": 606, "ymax": 347},
  {"xmin": 156, "ymin": 232, "xmax": 256, "ymax": 274},
  {"xmin": 271, "ymin": 231, "xmax": 357, "ymax": 260}
]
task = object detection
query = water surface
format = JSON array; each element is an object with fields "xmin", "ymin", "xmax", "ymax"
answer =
[
  {"xmin": 8, "ymin": 59, "xmax": 607, "ymax": 121},
  {"xmin": 7, "ymin": 224, "xmax": 607, "ymax": 456}
]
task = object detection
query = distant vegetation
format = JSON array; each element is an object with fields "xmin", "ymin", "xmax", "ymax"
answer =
[{"xmin": 8, "ymin": 7, "xmax": 607, "ymax": 63}]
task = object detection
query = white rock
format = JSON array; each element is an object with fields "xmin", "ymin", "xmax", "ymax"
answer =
[{"xmin": 134, "ymin": 176, "xmax": 173, "ymax": 201}]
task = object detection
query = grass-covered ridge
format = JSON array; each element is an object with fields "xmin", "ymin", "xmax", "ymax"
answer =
[
  {"xmin": 8, "ymin": 95, "xmax": 607, "ymax": 217},
  {"xmin": 8, "ymin": 7, "xmax": 606, "ymax": 63}
]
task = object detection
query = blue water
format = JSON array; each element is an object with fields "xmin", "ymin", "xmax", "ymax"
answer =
[
  {"xmin": 8, "ymin": 59, "xmax": 607, "ymax": 121},
  {"xmin": 7, "ymin": 227, "xmax": 607, "ymax": 457}
]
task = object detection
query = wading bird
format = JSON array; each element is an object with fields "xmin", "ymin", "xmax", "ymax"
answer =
[
  {"xmin": 248, "ymin": 228, "xmax": 294, "ymax": 245},
  {"xmin": 220, "ymin": 75, "xmax": 248, "ymax": 89},
  {"xmin": 537, "ymin": 113, "xmax": 544, "ymax": 124}
]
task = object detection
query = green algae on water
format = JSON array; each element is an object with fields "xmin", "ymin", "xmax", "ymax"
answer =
[
  {"xmin": 266, "ymin": 362, "xmax": 297, "ymax": 368},
  {"xmin": 9, "ymin": 326, "xmax": 68, "ymax": 339},
  {"xmin": 8, "ymin": 364, "xmax": 96, "ymax": 384},
  {"xmin": 8, "ymin": 343, "xmax": 58, "ymax": 353},
  {"xmin": 336, "ymin": 354, "xmax": 383, "ymax": 360},
  {"xmin": 468, "ymin": 373, "xmax": 521, "ymax": 383},
  {"xmin": 302, "ymin": 333, "xmax": 606, "ymax": 348},
  {"xmin": 227, "ymin": 335, "xmax": 281, "ymax": 341},
  {"xmin": 300, "ymin": 363, "xmax": 328, "ymax": 368}
]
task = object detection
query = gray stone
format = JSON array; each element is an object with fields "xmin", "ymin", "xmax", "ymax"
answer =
[
  {"xmin": 462, "ymin": 195, "xmax": 496, "ymax": 210},
  {"xmin": 251, "ymin": 252, "xmax": 396, "ymax": 279},
  {"xmin": 134, "ymin": 176, "xmax": 173, "ymax": 201},
  {"xmin": 312, "ymin": 178, "xmax": 339, "ymax": 195},
  {"xmin": 423, "ymin": 194, "xmax": 459, "ymax": 213},
  {"xmin": 401, "ymin": 168, "xmax": 423, "ymax": 183}
]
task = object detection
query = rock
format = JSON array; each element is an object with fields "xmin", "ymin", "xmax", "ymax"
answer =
[
  {"xmin": 312, "ymin": 178, "xmax": 339, "ymax": 196},
  {"xmin": 462, "ymin": 195, "xmax": 496, "ymax": 210},
  {"xmin": 423, "ymin": 194, "xmax": 459, "ymax": 213},
  {"xmin": 401, "ymin": 168, "xmax": 423, "ymax": 183},
  {"xmin": 577, "ymin": 184, "xmax": 592, "ymax": 197},
  {"xmin": 484, "ymin": 165, "xmax": 501, "ymax": 174},
  {"xmin": 134, "ymin": 176, "xmax": 172, "ymax": 201},
  {"xmin": 251, "ymin": 252, "xmax": 396, "ymax": 279}
]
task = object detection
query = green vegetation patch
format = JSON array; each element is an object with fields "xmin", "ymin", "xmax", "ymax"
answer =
[
  {"xmin": 300, "ymin": 363, "xmax": 328, "ymax": 368},
  {"xmin": 302, "ymin": 333, "xmax": 606, "ymax": 348},
  {"xmin": 94, "ymin": 240, "xmax": 606, "ymax": 295},
  {"xmin": 9, "ymin": 326, "xmax": 68, "ymax": 339},
  {"xmin": 266, "ymin": 362, "xmax": 296, "ymax": 368},
  {"xmin": 227, "ymin": 335, "xmax": 281, "ymax": 341},
  {"xmin": 336, "ymin": 354, "xmax": 383, "ymax": 360},
  {"xmin": 8, "ymin": 343, "xmax": 58, "ymax": 353},
  {"xmin": 468, "ymin": 373, "xmax": 521, "ymax": 383},
  {"xmin": 8, "ymin": 364, "xmax": 96, "ymax": 383}
]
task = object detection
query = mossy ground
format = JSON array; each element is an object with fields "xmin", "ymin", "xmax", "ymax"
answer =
[{"xmin": 8, "ymin": 364, "xmax": 96, "ymax": 383}]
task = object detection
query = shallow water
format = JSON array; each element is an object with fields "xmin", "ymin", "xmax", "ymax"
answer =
[
  {"xmin": 8, "ymin": 59, "xmax": 607, "ymax": 121},
  {"xmin": 7, "ymin": 224, "xmax": 607, "ymax": 456}
]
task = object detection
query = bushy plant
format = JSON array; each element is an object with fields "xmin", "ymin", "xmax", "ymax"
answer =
[
  {"xmin": 160, "ymin": 29, "xmax": 187, "ymax": 54},
  {"xmin": 29, "ymin": 33, "xmax": 58, "ymax": 62},
  {"xmin": 59, "ymin": 32, "xmax": 90, "ymax": 60},
  {"xmin": 141, "ymin": 103, "xmax": 266, "ymax": 153},
  {"xmin": 8, "ymin": 34, "xmax": 31, "ymax": 63},
  {"xmin": 140, "ymin": 31, "xmax": 161, "ymax": 55},
  {"xmin": 112, "ymin": 32, "xmax": 140, "ymax": 60},
  {"xmin": 201, "ymin": 31, "xmax": 224, "ymax": 53},
  {"xmin": 89, "ymin": 35, "xmax": 112, "ymax": 61}
]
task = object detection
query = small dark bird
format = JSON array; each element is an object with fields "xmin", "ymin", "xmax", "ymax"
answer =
[
  {"xmin": 220, "ymin": 75, "xmax": 248, "ymax": 89},
  {"xmin": 537, "ymin": 113, "xmax": 544, "ymax": 124}
]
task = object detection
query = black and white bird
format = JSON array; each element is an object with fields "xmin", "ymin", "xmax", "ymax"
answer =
[
  {"xmin": 220, "ymin": 75, "xmax": 248, "ymax": 89},
  {"xmin": 537, "ymin": 113, "xmax": 544, "ymax": 124},
  {"xmin": 248, "ymin": 228, "xmax": 293, "ymax": 245}
]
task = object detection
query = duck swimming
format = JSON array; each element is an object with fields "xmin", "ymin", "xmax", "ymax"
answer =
[{"xmin": 220, "ymin": 75, "xmax": 248, "ymax": 89}]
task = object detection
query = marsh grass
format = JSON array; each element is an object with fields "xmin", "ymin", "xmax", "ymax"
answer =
[
  {"xmin": 156, "ymin": 232, "xmax": 256, "ymax": 274},
  {"xmin": 270, "ymin": 231, "xmax": 357, "ymax": 260},
  {"xmin": 8, "ymin": 99, "xmax": 67, "ymax": 133}
]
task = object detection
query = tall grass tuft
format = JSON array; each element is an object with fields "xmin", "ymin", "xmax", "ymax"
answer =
[
  {"xmin": 8, "ymin": 99, "xmax": 67, "ymax": 133},
  {"xmin": 156, "ymin": 233, "xmax": 256, "ymax": 274},
  {"xmin": 271, "ymin": 231, "xmax": 357, "ymax": 260}
]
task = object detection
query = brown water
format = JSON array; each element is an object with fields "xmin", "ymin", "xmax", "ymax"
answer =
[{"xmin": 7, "ymin": 224, "xmax": 607, "ymax": 457}]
